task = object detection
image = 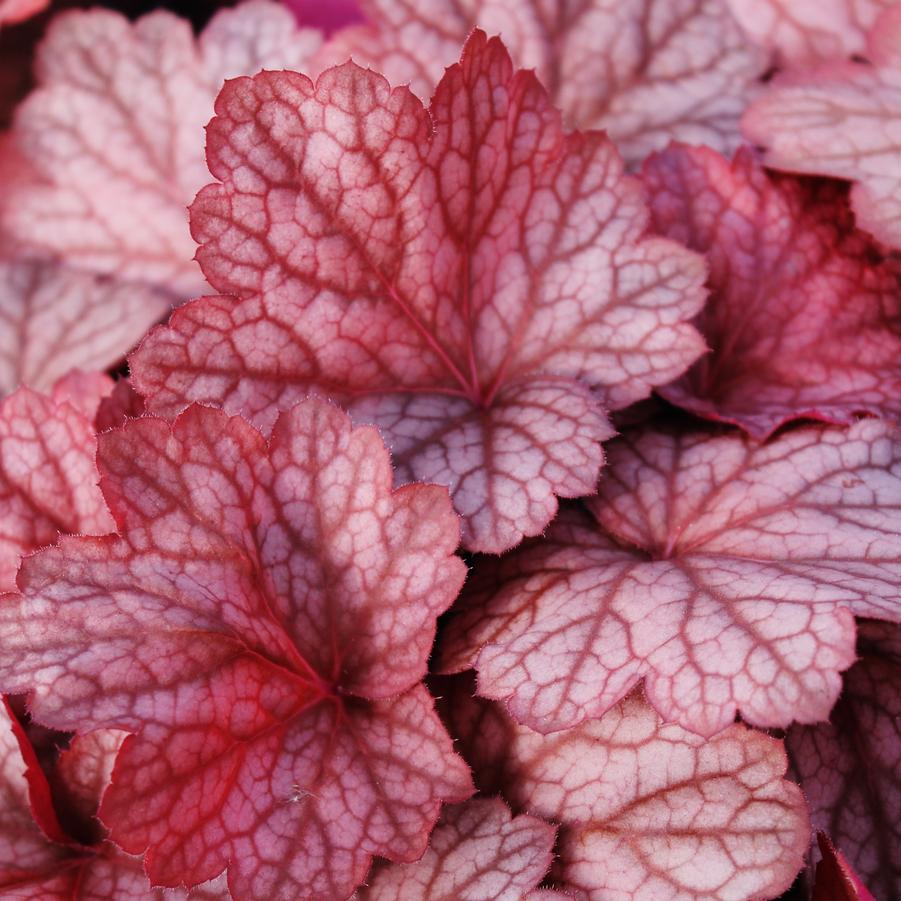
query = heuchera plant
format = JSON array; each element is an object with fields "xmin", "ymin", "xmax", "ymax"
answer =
[{"xmin": 0, "ymin": 1, "xmax": 898, "ymax": 899}]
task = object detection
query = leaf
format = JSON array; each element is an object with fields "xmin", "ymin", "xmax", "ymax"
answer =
[
  {"xmin": 0, "ymin": 398, "xmax": 472, "ymax": 899},
  {"xmin": 812, "ymin": 833, "xmax": 877, "ymax": 901},
  {"xmin": 725, "ymin": 0, "xmax": 896, "ymax": 64},
  {"xmin": 130, "ymin": 31, "xmax": 706, "ymax": 553},
  {"xmin": 0, "ymin": 380, "xmax": 114, "ymax": 592},
  {"xmin": 442, "ymin": 686, "xmax": 809, "ymax": 901},
  {"xmin": 743, "ymin": 6, "xmax": 901, "ymax": 250},
  {"xmin": 0, "ymin": 0, "xmax": 322, "ymax": 298},
  {"xmin": 0, "ymin": 0, "xmax": 47, "ymax": 27},
  {"xmin": 0, "ymin": 259, "xmax": 171, "ymax": 396},
  {"xmin": 319, "ymin": 0, "xmax": 769, "ymax": 164},
  {"xmin": 642, "ymin": 143, "xmax": 901, "ymax": 438},
  {"xmin": 358, "ymin": 797, "xmax": 556, "ymax": 900},
  {"xmin": 0, "ymin": 702, "xmax": 231, "ymax": 899},
  {"xmin": 787, "ymin": 621, "xmax": 900, "ymax": 899},
  {"xmin": 442, "ymin": 419, "xmax": 901, "ymax": 736}
]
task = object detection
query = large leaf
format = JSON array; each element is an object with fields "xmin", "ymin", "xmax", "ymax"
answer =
[
  {"xmin": 131, "ymin": 31, "xmax": 706, "ymax": 553},
  {"xmin": 744, "ymin": 6, "xmax": 901, "ymax": 249},
  {"xmin": 0, "ymin": 379, "xmax": 114, "ymax": 591},
  {"xmin": 787, "ymin": 621, "xmax": 900, "ymax": 899},
  {"xmin": 642, "ymin": 144, "xmax": 901, "ymax": 438},
  {"xmin": 442, "ymin": 419, "xmax": 901, "ymax": 736},
  {"xmin": 0, "ymin": 0, "xmax": 321, "ymax": 298},
  {"xmin": 441, "ymin": 685, "xmax": 810, "ymax": 901},
  {"xmin": 319, "ymin": 0, "xmax": 769, "ymax": 164},
  {"xmin": 358, "ymin": 797, "xmax": 559, "ymax": 900},
  {"xmin": 0, "ymin": 398, "xmax": 472, "ymax": 899}
]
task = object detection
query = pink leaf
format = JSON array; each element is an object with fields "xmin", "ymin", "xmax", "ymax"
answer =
[
  {"xmin": 0, "ymin": 381, "xmax": 114, "ymax": 591},
  {"xmin": 0, "ymin": 259, "xmax": 171, "ymax": 396},
  {"xmin": 0, "ymin": 398, "xmax": 472, "ymax": 899},
  {"xmin": 443, "ymin": 687, "xmax": 809, "ymax": 901},
  {"xmin": 442, "ymin": 419, "xmax": 901, "ymax": 736},
  {"xmin": 743, "ymin": 6, "xmax": 901, "ymax": 249},
  {"xmin": 0, "ymin": 0, "xmax": 47, "ymax": 27},
  {"xmin": 812, "ymin": 833, "xmax": 877, "ymax": 901},
  {"xmin": 725, "ymin": 0, "xmax": 896, "ymax": 64},
  {"xmin": 319, "ymin": 0, "xmax": 769, "ymax": 164},
  {"xmin": 0, "ymin": 0, "xmax": 322, "ymax": 298},
  {"xmin": 787, "ymin": 621, "xmax": 900, "ymax": 898},
  {"xmin": 131, "ymin": 32, "xmax": 706, "ymax": 553},
  {"xmin": 358, "ymin": 797, "xmax": 555, "ymax": 900},
  {"xmin": 642, "ymin": 144, "xmax": 901, "ymax": 438}
]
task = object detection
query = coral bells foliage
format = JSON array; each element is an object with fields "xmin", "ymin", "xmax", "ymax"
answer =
[
  {"xmin": 3, "ymin": 1, "xmax": 901, "ymax": 899},
  {"xmin": 132, "ymin": 31, "xmax": 706, "ymax": 553},
  {"xmin": 442, "ymin": 419, "xmax": 901, "ymax": 736},
  {"xmin": 0, "ymin": 399, "xmax": 472, "ymax": 899}
]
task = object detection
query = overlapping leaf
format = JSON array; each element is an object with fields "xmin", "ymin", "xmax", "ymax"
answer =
[
  {"xmin": 0, "ymin": 0, "xmax": 321, "ymax": 298},
  {"xmin": 787, "ymin": 621, "xmax": 900, "ymax": 899},
  {"xmin": 0, "ymin": 259, "xmax": 171, "ymax": 395},
  {"xmin": 131, "ymin": 31, "xmax": 706, "ymax": 552},
  {"xmin": 358, "ymin": 798, "xmax": 558, "ymax": 900},
  {"xmin": 0, "ymin": 398, "xmax": 472, "ymax": 899},
  {"xmin": 0, "ymin": 377, "xmax": 114, "ymax": 591},
  {"xmin": 744, "ymin": 6, "xmax": 901, "ymax": 249},
  {"xmin": 726, "ymin": 0, "xmax": 897, "ymax": 64},
  {"xmin": 320, "ymin": 0, "xmax": 769, "ymax": 164},
  {"xmin": 442, "ymin": 419, "xmax": 901, "ymax": 736},
  {"xmin": 642, "ymin": 143, "xmax": 901, "ymax": 437},
  {"xmin": 811, "ymin": 834, "xmax": 877, "ymax": 901},
  {"xmin": 440, "ymin": 685, "xmax": 809, "ymax": 901},
  {"xmin": 0, "ymin": 701, "xmax": 230, "ymax": 899}
]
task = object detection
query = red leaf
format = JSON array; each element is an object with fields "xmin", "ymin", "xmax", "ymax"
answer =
[
  {"xmin": 131, "ymin": 31, "xmax": 706, "ymax": 553},
  {"xmin": 0, "ymin": 701, "xmax": 78, "ymax": 896},
  {"xmin": 725, "ymin": 0, "xmax": 893, "ymax": 64},
  {"xmin": 642, "ymin": 144, "xmax": 901, "ymax": 438},
  {"xmin": 285, "ymin": 0, "xmax": 363, "ymax": 34},
  {"xmin": 0, "ymin": 380, "xmax": 114, "ymax": 591},
  {"xmin": 442, "ymin": 419, "xmax": 901, "ymax": 736},
  {"xmin": 319, "ymin": 0, "xmax": 768, "ymax": 164},
  {"xmin": 0, "ymin": 260, "xmax": 171, "ymax": 396},
  {"xmin": 788, "ymin": 621, "xmax": 900, "ymax": 898},
  {"xmin": 358, "ymin": 797, "xmax": 556, "ymax": 900},
  {"xmin": 812, "ymin": 833, "xmax": 877, "ymax": 901},
  {"xmin": 443, "ymin": 687, "xmax": 809, "ymax": 901},
  {"xmin": 0, "ymin": 703, "xmax": 231, "ymax": 899},
  {"xmin": 743, "ymin": 7, "xmax": 901, "ymax": 249},
  {"xmin": 0, "ymin": 399, "xmax": 472, "ymax": 899},
  {"xmin": 0, "ymin": 1, "xmax": 322, "ymax": 298}
]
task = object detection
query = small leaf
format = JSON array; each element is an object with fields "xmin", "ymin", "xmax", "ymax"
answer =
[
  {"xmin": 442, "ymin": 419, "xmax": 901, "ymax": 736},
  {"xmin": 443, "ymin": 686, "xmax": 810, "ymax": 901}
]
